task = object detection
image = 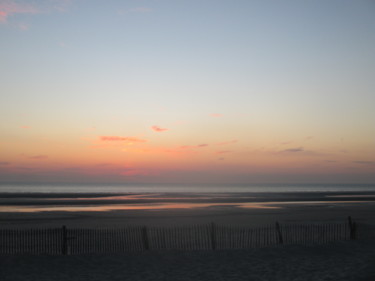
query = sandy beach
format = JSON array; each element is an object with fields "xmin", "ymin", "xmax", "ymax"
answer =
[
  {"xmin": 1, "ymin": 191, "xmax": 375, "ymax": 280},
  {"xmin": 1, "ymin": 239, "xmax": 375, "ymax": 281}
]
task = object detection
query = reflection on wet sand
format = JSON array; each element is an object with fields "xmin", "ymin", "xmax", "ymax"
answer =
[
  {"xmin": 1, "ymin": 200, "xmax": 373, "ymax": 213},
  {"xmin": 0, "ymin": 202, "xmax": 280, "ymax": 212},
  {"xmin": 326, "ymin": 195, "xmax": 375, "ymax": 198},
  {"xmin": 49, "ymin": 194, "xmax": 256, "ymax": 201}
]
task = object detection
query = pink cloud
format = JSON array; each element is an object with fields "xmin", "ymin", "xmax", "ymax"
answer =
[
  {"xmin": 0, "ymin": 1, "xmax": 39, "ymax": 23},
  {"xmin": 0, "ymin": 10, "xmax": 6, "ymax": 22},
  {"xmin": 151, "ymin": 126, "xmax": 168, "ymax": 132},
  {"xmin": 210, "ymin": 113, "xmax": 222, "ymax": 117},
  {"xmin": 100, "ymin": 136, "xmax": 147, "ymax": 143},
  {"xmin": 197, "ymin": 144, "xmax": 208, "ymax": 147}
]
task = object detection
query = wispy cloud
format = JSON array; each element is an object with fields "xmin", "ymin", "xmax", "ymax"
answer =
[
  {"xmin": 100, "ymin": 136, "xmax": 147, "ymax": 143},
  {"xmin": 197, "ymin": 144, "xmax": 208, "ymax": 147},
  {"xmin": 0, "ymin": 161, "xmax": 10, "ymax": 165},
  {"xmin": 282, "ymin": 147, "xmax": 304, "ymax": 153},
  {"xmin": 0, "ymin": 0, "xmax": 72, "ymax": 27},
  {"xmin": 276, "ymin": 147, "xmax": 327, "ymax": 157},
  {"xmin": 89, "ymin": 136, "xmax": 147, "ymax": 150},
  {"xmin": 0, "ymin": 1, "xmax": 39, "ymax": 23},
  {"xmin": 99, "ymin": 136, "xmax": 147, "ymax": 144},
  {"xmin": 353, "ymin": 161, "xmax": 375, "ymax": 165},
  {"xmin": 151, "ymin": 126, "xmax": 168, "ymax": 132},
  {"xmin": 180, "ymin": 144, "xmax": 209, "ymax": 149},
  {"xmin": 118, "ymin": 6, "xmax": 152, "ymax": 15}
]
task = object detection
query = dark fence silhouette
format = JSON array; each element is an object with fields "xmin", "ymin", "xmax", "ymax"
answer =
[{"xmin": 0, "ymin": 217, "xmax": 356, "ymax": 255}]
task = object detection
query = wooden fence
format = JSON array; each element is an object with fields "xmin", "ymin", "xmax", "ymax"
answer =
[{"xmin": 0, "ymin": 217, "xmax": 356, "ymax": 255}]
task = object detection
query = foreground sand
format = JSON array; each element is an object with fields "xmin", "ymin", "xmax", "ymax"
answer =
[
  {"xmin": 1, "ymin": 192, "xmax": 375, "ymax": 280},
  {"xmin": 1, "ymin": 239, "xmax": 375, "ymax": 281}
]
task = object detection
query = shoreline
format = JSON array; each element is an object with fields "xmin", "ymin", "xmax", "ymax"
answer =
[
  {"xmin": 1, "ymin": 191, "xmax": 375, "ymax": 228},
  {"xmin": 1, "ymin": 191, "xmax": 375, "ymax": 205}
]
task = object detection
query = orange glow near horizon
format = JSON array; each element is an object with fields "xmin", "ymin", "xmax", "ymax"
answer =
[{"xmin": 1, "ymin": 130, "xmax": 374, "ymax": 184}]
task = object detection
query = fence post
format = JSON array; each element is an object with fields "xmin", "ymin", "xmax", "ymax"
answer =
[
  {"xmin": 210, "ymin": 222, "xmax": 216, "ymax": 250},
  {"xmin": 275, "ymin": 222, "xmax": 283, "ymax": 244},
  {"xmin": 62, "ymin": 225, "xmax": 68, "ymax": 255},
  {"xmin": 348, "ymin": 216, "xmax": 356, "ymax": 240},
  {"xmin": 142, "ymin": 226, "xmax": 149, "ymax": 250}
]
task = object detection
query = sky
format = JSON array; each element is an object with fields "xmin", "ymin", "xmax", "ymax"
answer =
[{"xmin": 1, "ymin": 0, "xmax": 375, "ymax": 185}]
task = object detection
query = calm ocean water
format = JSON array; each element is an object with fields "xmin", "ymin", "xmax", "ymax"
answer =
[{"xmin": 0, "ymin": 183, "xmax": 375, "ymax": 194}]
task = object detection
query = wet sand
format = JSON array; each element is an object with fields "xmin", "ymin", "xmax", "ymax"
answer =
[{"xmin": 1, "ymin": 191, "xmax": 375, "ymax": 229}]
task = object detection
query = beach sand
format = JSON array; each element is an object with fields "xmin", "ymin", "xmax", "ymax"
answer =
[
  {"xmin": 1, "ymin": 192, "xmax": 375, "ymax": 280},
  {"xmin": 1, "ymin": 239, "xmax": 375, "ymax": 281}
]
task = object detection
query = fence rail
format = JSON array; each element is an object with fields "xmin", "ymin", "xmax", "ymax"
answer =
[{"xmin": 0, "ymin": 217, "xmax": 356, "ymax": 255}]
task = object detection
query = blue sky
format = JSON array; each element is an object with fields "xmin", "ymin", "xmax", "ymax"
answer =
[{"xmin": 1, "ymin": 0, "xmax": 374, "ymax": 184}]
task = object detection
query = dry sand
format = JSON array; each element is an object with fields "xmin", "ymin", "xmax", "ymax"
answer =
[{"xmin": 1, "ymin": 239, "xmax": 375, "ymax": 281}]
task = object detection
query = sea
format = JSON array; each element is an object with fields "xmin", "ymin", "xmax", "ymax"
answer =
[{"xmin": 1, "ymin": 183, "xmax": 375, "ymax": 194}]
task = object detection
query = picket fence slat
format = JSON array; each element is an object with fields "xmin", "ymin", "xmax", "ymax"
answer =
[{"xmin": 0, "ymin": 220, "xmax": 355, "ymax": 255}]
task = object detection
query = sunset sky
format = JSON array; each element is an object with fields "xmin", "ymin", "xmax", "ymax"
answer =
[{"xmin": 1, "ymin": 0, "xmax": 374, "ymax": 184}]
